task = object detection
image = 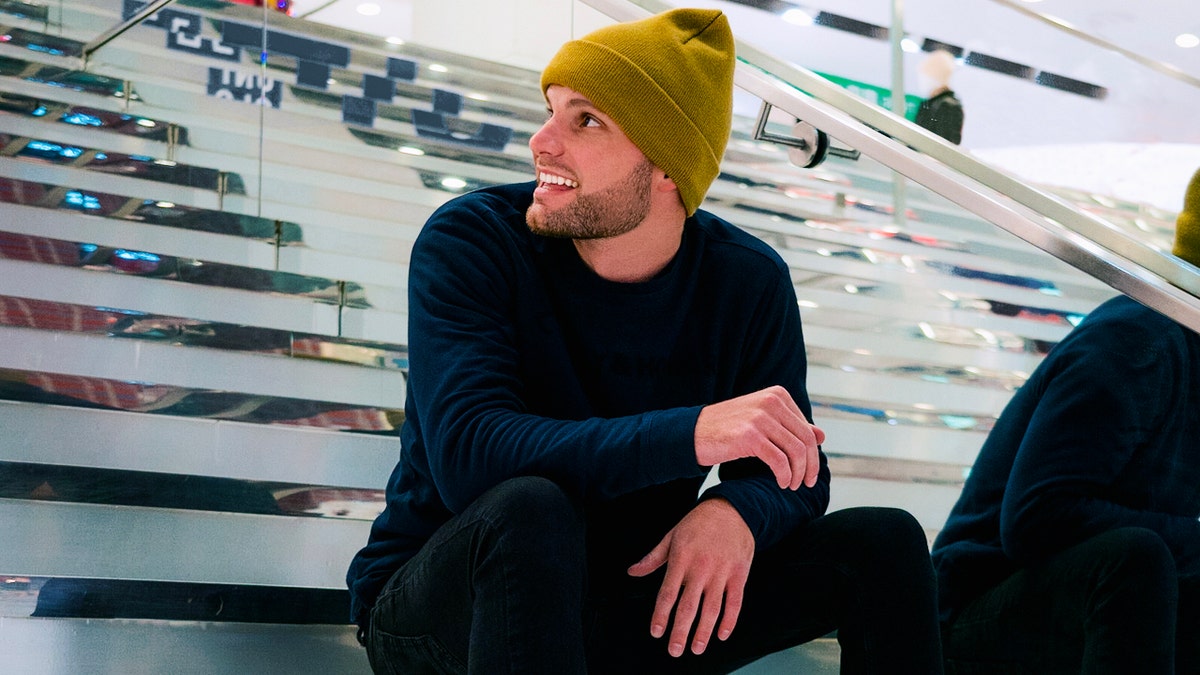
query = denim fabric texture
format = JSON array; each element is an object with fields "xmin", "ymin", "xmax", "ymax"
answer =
[
  {"xmin": 364, "ymin": 476, "xmax": 943, "ymax": 674},
  {"xmin": 943, "ymin": 527, "xmax": 1200, "ymax": 674}
]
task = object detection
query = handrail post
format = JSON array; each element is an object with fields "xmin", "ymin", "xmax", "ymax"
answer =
[{"xmin": 81, "ymin": 0, "xmax": 177, "ymax": 69}]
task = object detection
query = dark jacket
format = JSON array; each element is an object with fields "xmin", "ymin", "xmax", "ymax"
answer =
[
  {"xmin": 931, "ymin": 295, "xmax": 1200, "ymax": 622},
  {"xmin": 345, "ymin": 181, "xmax": 830, "ymax": 627},
  {"xmin": 915, "ymin": 89, "xmax": 964, "ymax": 145}
]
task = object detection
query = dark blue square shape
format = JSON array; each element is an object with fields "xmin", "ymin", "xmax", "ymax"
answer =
[
  {"xmin": 432, "ymin": 89, "xmax": 463, "ymax": 116},
  {"xmin": 387, "ymin": 57, "xmax": 418, "ymax": 81},
  {"xmin": 362, "ymin": 74, "xmax": 395, "ymax": 102},
  {"xmin": 342, "ymin": 95, "xmax": 377, "ymax": 127},
  {"xmin": 296, "ymin": 60, "xmax": 331, "ymax": 89}
]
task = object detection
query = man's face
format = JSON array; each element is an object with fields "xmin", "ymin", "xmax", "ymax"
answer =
[{"xmin": 526, "ymin": 85, "xmax": 655, "ymax": 239}]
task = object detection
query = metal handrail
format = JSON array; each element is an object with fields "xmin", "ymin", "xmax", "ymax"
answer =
[
  {"xmin": 986, "ymin": 0, "xmax": 1200, "ymax": 92},
  {"xmin": 582, "ymin": 0, "xmax": 1200, "ymax": 336}
]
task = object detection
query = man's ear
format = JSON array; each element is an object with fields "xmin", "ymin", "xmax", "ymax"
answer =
[{"xmin": 655, "ymin": 171, "xmax": 678, "ymax": 194}]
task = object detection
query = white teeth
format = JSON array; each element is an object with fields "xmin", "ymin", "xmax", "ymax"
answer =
[{"xmin": 539, "ymin": 172, "xmax": 578, "ymax": 188}]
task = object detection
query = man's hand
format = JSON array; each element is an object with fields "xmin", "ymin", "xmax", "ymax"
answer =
[
  {"xmin": 626, "ymin": 498, "xmax": 754, "ymax": 657},
  {"xmin": 694, "ymin": 385, "xmax": 825, "ymax": 491}
]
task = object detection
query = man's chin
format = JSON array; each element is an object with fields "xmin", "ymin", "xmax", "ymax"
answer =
[{"xmin": 526, "ymin": 205, "xmax": 567, "ymax": 238}]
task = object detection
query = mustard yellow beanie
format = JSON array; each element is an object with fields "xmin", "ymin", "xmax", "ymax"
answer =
[
  {"xmin": 1174, "ymin": 167, "xmax": 1200, "ymax": 267},
  {"xmin": 540, "ymin": 8, "xmax": 735, "ymax": 216}
]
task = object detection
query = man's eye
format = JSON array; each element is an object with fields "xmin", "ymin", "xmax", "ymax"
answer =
[{"xmin": 581, "ymin": 114, "xmax": 600, "ymax": 127}]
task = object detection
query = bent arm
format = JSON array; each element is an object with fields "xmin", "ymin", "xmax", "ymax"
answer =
[
  {"xmin": 408, "ymin": 203, "xmax": 705, "ymax": 513},
  {"xmin": 702, "ymin": 271, "xmax": 830, "ymax": 550}
]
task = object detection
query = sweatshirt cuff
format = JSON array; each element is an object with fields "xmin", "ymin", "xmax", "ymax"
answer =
[{"xmin": 640, "ymin": 406, "xmax": 705, "ymax": 483}]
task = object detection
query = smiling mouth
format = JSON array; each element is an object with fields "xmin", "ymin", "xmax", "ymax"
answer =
[{"xmin": 538, "ymin": 171, "xmax": 578, "ymax": 188}]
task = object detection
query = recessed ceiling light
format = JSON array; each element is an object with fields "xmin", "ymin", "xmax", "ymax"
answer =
[
  {"xmin": 1177, "ymin": 33, "xmax": 1200, "ymax": 49},
  {"xmin": 441, "ymin": 177, "xmax": 468, "ymax": 190},
  {"xmin": 467, "ymin": 93, "xmax": 489, "ymax": 101},
  {"xmin": 781, "ymin": 8, "xmax": 814, "ymax": 26},
  {"xmin": 429, "ymin": 64, "xmax": 449, "ymax": 73},
  {"xmin": 386, "ymin": 36, "xmax": 405, "ymax": 45},
  {"xmin": 901, "ymin": 37, "xmax": 919, "ymax": 53},
  {"xmin": 398, "ymin": 146, "xmax": 425, "ymax": 156},
  {"xmin": 356, "ymin": 3, "xmax": 381, "ymax": 16}
]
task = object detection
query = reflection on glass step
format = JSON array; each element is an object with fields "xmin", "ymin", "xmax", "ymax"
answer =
[
  {"xmin": 806, "ymin": 345, "xmax": 1028, "ymax": 394},
  {"xmin": 0, "ymin": 231, "xmax": 367, "ymax": 306},
  {"xmin": 0, "ymin": 461, "xmax": 385, "ymax": 521},
  {"xmin": 0, "ymin": 25, "xmax": 81, "ymax": 57},
  {"xmin": 1, "ymin": 132, "xmax": 240, "ymax": 193},
  {"xmin": 0, "ymin": 294, "xmax": 407, "ymax": 368},
  {"xmin": 0, "ymin": 53, "xmax": 137, "ymax": 99},
  {"xmin": 0, "ymin": 1, "xmax": 48, "ymax": 24},
  {"xmin": 813, "ymin": 395, "xmax": 996, "ymax": 434},
  {"xmin": 0, "ymin": 576, "xmax": 349, "ymax": 623},
  {"xmin": 0, "ymin": 176, "xmax": 300, "ymax": 242},
  {"xmin": 825, "ymin": 453, "xmax": 971, "ymax": 488},
  {"xmin": 347, "ymin": 124, "xmax": 531, "ymax": 175},
  {"xmin": 0, "ymin": 90, "xmax": 187, "ymax": 144},
  {"xmin": 0, "ymin": 366, "xmax": 402, "ymax": 430}
]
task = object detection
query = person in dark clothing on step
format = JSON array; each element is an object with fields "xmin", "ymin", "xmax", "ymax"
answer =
[
  {"xmin": 914, "ymin": 50, "xmax": 964, "ymax": 145},
  {"xmin": 347, "ymin": 8, "xmax": 943, "ymax": 674},
  {"xmin": 932, "ymin": 168, "xmax": 1200, "ymax": 673}
]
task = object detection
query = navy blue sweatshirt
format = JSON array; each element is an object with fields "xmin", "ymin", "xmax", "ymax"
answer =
[
  {"xmin": 345, "ymin": 182, "xmax": 829, "ymax": 626},
  {"xmin": 931, "ymin": 295, "xmax": 1200, "ymax": 622}
]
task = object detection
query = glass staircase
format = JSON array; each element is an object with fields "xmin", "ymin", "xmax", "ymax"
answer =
[{"xmin": 0, "ymin": 0, "xmax": 1194, "ymax": 672}]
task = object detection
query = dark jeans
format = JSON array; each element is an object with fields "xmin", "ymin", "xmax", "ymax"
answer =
[
  {"xmin": 364, "ymin": 476, "xmax": 943, "ymax": 674},
  {"xmin": 942, "ymin": 527, "xmax": 1200, "ymax": 674}
]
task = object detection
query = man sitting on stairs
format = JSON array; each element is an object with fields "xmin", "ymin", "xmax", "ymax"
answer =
[{"xmin": 347, "ymin": 8, "xmax": 943, "ymax": 673}]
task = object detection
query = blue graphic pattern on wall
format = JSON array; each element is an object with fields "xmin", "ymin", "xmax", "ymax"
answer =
[{"xmin": 120, "ymin": 0, "xmax": 511, "ymax": 149}]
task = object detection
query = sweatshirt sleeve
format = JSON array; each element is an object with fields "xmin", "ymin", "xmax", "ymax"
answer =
[
  {"xmin": 703, "ymin": 264, "xmax": 830, "ymax": 550},
  {"xmin": 999, "ymin": 318, "xmax": 1200, "ymax": 572},
  {"xmin": 407, "ymin": 196, "xmax": 706, "ymax": 514}
]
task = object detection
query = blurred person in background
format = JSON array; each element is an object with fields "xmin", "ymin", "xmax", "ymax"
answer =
[{"xmin": 915, "ymin": 49, "xmax": 965, "ymax": 145}]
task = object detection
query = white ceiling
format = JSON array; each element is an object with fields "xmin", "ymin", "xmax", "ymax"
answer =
[{"xmin": 283, "ymin": 0, "xmax": 1200, "ymax": 210}]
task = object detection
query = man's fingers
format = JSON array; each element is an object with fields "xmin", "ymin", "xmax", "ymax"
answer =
[
  {"xmin": 668, "ymin": 583, "xmax": 703, "ymax": 658},
  {"xmin": 690, "ymin": 587, "xmax": 725, "ymax": 655},
  {"xmin": 650, "ymin": 565, "xmax": 683, "ymax": 639},
  {"xmin": 757, "ymin": 443, "xmax": 792, "ymax": 489},
  {"xmin": 803, "ymin": 437, "xmax": 821, "ymax": 488},
  {"xmin": 717, "ymin": 578, "xmax": 745, "ymax": 641},
  {"xmin": 762, "ymin": 417, "xmax": 807, "ymax": 490},
  {"xmin": 771, "ymin": 409, "xmax": 825, "ymax": 491}
]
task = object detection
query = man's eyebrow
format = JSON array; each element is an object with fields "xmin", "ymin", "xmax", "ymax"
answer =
[{"xmin": 556, "ymin": 96, "xmax": 598, "ymax": 112}]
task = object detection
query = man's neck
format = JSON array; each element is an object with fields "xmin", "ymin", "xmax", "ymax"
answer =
[{"xmin": 572, "ymin": 215, "xmax": 685, "ymax": 283}]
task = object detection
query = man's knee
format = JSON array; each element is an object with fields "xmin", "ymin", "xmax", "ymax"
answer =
[
  {"xmin": 474, "ymin": 476, "xmax": 585, "ymax": 556},
  {"xmin": 828, "ymin": 506, "xmax": 929, "ymax": 559},
  {"xmin": 1085, "ymin": 527, "xmax": 1176, "ymax": 592}
]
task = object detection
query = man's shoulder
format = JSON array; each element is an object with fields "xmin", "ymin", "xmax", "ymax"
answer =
[
  {"xmin": 1067, "ymin": 295, "xmax": 1193, "ymax": 357},
  {"xmin": 417, "ymin": 181, "xmax": 535, "ymax": 247},
  {"xmin": 429, "ymin": 181, "xmax": 534, "ymax": 225},
  {"xmin": 1082, "ymin": 295, "xmax": 1177, "ymax": 334},
  {"xmin": 691, "ymin": 209, "xmax": 788, "ymax": 273}
]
